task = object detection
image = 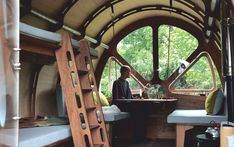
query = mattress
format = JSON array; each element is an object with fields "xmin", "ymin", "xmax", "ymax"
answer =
[
  {"xmin": 19, "ymin": 111, "xmax": 130, "ymax": 146},
  {"xmin": 19, "ymin": 125, "xmax": 70, "ymax": 147},
  {"xmin": 167, "ymin": 109, "xmax": 227, "ymax": 125}
]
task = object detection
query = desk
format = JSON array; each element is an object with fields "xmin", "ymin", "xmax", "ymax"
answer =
[
  {"xmin": 114, "ymin": 98, "xmax": 178, "ymax": 103},
  {"xmin": 112, "ymin": 98, "xmax": 177, "ymax": 143},
  {"xmin": 167, "ymin": 110, "xmax": 227, "ymax": 147},
  {"xmin": 113, "ymin": 98, "xmax": 178, "ymax": 115}
]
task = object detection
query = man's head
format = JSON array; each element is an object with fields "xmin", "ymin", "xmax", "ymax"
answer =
[{"xmin": 120, "ymin": 65, "xmax": 131, "ymax": 79}]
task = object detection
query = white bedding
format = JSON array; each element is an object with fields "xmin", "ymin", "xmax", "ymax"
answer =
[
  {"xmin": 19, "ymin": 125, "xmax": 70, "ymax": 147},
  {"xmin": 19, "ymin": 110, "xmax": 130, "ymax": 147}
]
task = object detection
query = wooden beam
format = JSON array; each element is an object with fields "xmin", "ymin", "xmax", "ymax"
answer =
[
  {"xmin": 20, "ymin": 23, "xmax": 98, "ymax": 58},
  {"xmin": 20, "ymin": 34, "xmax": 59, "ymax": 56}
]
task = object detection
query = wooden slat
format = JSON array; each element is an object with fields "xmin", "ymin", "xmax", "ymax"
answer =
[
  {"xmin": 20, "ymin": 34, "xmax": 59, "ymax": 56},
  {"xmin": 75, "ymin": 40, "xmax": 109, "ymax": 147},
  {"xmin": 176, "ymin": 124, "xmax": 193, "ymax": 147},
  {"xmin": 55, "ymin": 33, "xmax": 109, "ymax": 147},
  {"xmin": 55, "ymin": 33, "xmax": 93, "ymax": 147}
]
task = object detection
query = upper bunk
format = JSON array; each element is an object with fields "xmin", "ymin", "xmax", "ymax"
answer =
[{"xmin": 20, "ymin": 22, "xmax": 98, "ymax": 61}]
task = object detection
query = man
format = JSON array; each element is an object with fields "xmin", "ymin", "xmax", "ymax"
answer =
[{"xmin": 112, "ymin": 65, "xmax": 132, "ymax": 99}]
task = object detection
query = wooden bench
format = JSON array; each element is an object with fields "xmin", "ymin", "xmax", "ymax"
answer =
[{"xmin": 167, "ymin": 109, "xmax": 227, "ymax": 147}]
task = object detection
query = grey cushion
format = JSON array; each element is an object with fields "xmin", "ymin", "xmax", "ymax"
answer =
[
  {"xmin": 167, "ymin": 109, "xmax": 227, "ymax": 124},
  {"xmin": 212, "ymin": 89, "xmax": 225, "ymax": 115}
]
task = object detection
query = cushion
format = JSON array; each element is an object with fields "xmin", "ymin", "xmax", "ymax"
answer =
[
  {"xmin": 93, "ymin": 92, "xmax": 110, "ymax": 106},
  {"xmin": 212, "ymin": 89, "xmax": 225, "ymax": 115},
  {"xmin": 205, "ymin": 88, "xmax": 225, "ymax": 115},
  {"xmin": 205, "ymin": 89, "xmax": 219, "ymax": 114},
  {"xmin": 99, "ymin": 92, "xmax": 110, "ymax": 106}
]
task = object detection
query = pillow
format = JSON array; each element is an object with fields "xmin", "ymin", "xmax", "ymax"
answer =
[
  {"xmin": 205, "ymin": 89, "xmax": 219, "ymax": 114},
  {"xmin": 92, "ymin": 92, "xmax": 110, "ymax": 106},
  {"xmin": 99, "ymin": 92, "xmax": 110, "ymax": 106},
  {"xmin": 212, "ymin": 89, "xmax": 225, "ymax": 115}
]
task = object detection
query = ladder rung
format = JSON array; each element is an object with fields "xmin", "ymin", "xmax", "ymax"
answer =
[
  {"xmin": 90, "ymin": 124, "xmax": 99, "ymax": 130},
  {"xmin": 78, "ymin": 69, "xmax": 88, "ymax": 75},
  {"xmin": 82, "ymin": 88, "xmax": 92, "ymax": 92},
  {"xmin": 86, "ymin": 106, "xmax": 96, "ymax": 111},
  {"xmin": 94, "ymin": 144, "xmax": 103, "ymax": 147}
]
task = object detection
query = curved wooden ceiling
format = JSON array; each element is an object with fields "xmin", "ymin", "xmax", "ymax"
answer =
[{"xmin": 20, "ymin": 0, "xmax": 220, "ymax": 49}]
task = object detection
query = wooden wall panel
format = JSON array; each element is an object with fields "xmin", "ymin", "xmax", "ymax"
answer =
[
  {"xmin": 146, "ymin": 115, "xmax": 176, "ymax": 140},
  {"xmin": 35, "ymin": 63, "xmax": 58, "ymax": 117},
  {"xmin": 19, "ymin": 62, "xmax": 34, "ymax": 117}
]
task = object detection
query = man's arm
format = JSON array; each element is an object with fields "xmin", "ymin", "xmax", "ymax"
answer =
[
  {"xmin": 112, "ymin": 81, "xmax": 118, "ymax": 99},
  {"xmin": 126, "ymin": 81, "xmax": 133, "ymax": 99}
]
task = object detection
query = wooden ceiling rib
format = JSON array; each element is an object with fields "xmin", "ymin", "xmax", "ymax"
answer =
[
  {"xmin": 174, "ymin": 1, "xmax": 204, "ymax": 22},
  {"xmin": 20, "ymin": 0, "xmax": 220, "ymax": 49},
  {"xmin": 83, "ymin": 0, "xmax": 206, "ymax": 42},
  {"xmin": 102, "ymin": 11, "xmax": 205, "ymax": 44},
  {"xmin": 77, "ymin": 0, "xmax": 124, "ymax": 37},
  {"xmin": 94, "ymin": 4, "xmax": 204, "ymax": 43},
  {"xmin": 48, "ymin": 0, "xmax": 79, "ymax": 31},
  {"xmin": 31, "ymin": 0, "xmax": 67, "ymax": 17},
  {"xmin": 64, "ymin": 0, "xmax": 107, "ymax": 29},
  {"xmin": 20, "ymin": 0, "xmax": 32, "ymax": 18},
  {"xmin": 21, "ymin": 14, "xmax": 50, "ymax": 30}
]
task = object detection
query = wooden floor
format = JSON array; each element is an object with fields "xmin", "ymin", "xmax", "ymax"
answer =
[
  {"xmin": 112, "ymin": 139, "xmax": 175, "ymax": 147},
  {"xmin": 50, "ymin": 138, "xmax": 175, "ymax": 147}
]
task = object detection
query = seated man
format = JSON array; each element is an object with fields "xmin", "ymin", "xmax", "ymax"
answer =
[{"xmin": 112, "ymin": 65, "xmax": 133, "ymax": 99}]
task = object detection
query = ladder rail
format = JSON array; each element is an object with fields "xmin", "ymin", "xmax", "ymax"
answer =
[
  {"xmin": 55, "ymin": 33, "xmax": 109, "ymax": 147},
  {"xmin": 78, "ymin": 40, "xmax": 109, "ymax": 146},
  {"xmin": 55, "ymin": 33, "xmax": 93, "ymax": 147}
]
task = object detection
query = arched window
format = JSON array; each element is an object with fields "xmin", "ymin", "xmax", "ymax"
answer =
[
  {"xmin": 99, "ymin": 24, "xmax": 222, "ymax": 97},
  {"xmin": 117, "ymin": 26, "xmax": 153, "ymax": 81},
  {"xmin": 158, "ymin": 25, "xmax": 198, "ymax": 80},
  {"xmin": 169, "ymin": 52, "xmax": 221, "ymax": 95}
]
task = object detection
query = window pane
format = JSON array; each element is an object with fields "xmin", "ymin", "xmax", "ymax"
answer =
[
  {"xmin": 158, "ymin": 25, "xmax": 198, "ymax": 80},
  {"xmin": 117, "ymin": 26, "xmax": 153, "ymax": 81},
  {"xmin": 171, "ymin": 56, "xmax": 214, "ymax": 93},
  {"xmin": 100, "ymin": 58, "xmax": 120, "ymax": 97},
  {"xmin": 100, "ymin": 58, "xmax": 141, "ymax": 97}
]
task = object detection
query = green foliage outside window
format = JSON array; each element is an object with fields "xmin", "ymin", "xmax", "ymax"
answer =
[
  {"xmin": 173, "ymin": 56, "xmax": 214, "ymax": 90},
  {"xmin": 158, "ymin": 25, "xmax": 198, "ymax": 80},
  {"xmin": 117, "ymin": 26, "xmax": 153, "ymax": 81},
  {"xmin": 100, "ymin": 59, "xmax": 120, "ymax": 98},
  {"xmin": 100, "ymin": 59, "xmax": 140, "ymax": 98}
]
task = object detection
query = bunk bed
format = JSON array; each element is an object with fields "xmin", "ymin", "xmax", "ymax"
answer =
[
  {"xmin": 20, "ymin": 23, "xmax": 98, "ymax": 58},
  {"xmin": 19, "ymin": 110, "xmax": 130, "ymax": 147},
  {"xmin": 19, "ymin": 23, "xmax": 130, "ymax": 146}
]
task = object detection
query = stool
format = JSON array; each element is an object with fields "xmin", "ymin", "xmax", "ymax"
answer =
[{"xmin": 196, "ymin": 134, "xmax": 219, "ymax": 147}]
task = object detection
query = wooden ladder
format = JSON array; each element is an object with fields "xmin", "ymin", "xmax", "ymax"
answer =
[{"xmin": 55, "ymin": 33, "xmax": 109, "ymax": 147}]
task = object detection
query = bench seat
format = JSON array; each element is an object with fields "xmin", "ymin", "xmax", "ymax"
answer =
[
  {"xmin": 167, "ymin": 109, "xmax": 227, "ymax": 147},
  {"xmin": 167, "ymin": 109, "xmax": 227, "ymax": 124}
]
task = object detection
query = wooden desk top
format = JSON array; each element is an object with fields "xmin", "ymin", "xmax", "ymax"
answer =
[{"xmin": 113, "ymin": 98, "xmax": 178, "ymax": 102}]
